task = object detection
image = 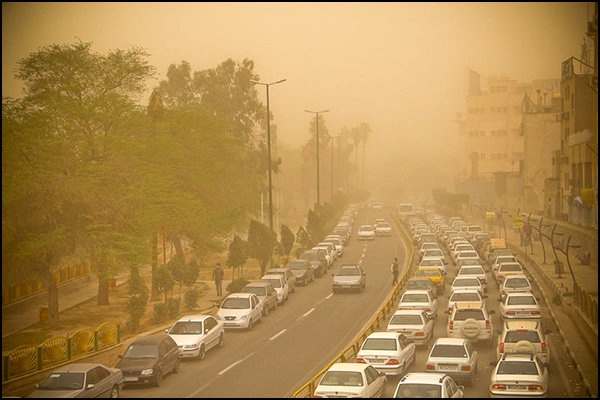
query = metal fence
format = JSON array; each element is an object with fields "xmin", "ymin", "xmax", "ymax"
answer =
[
  {"xmin": 2, "ymin": 321, "xmax": 120, "ymax": 382},
  {"xmin": 292, "ymin": 214, "xmax": 416, "ymax": 397}
]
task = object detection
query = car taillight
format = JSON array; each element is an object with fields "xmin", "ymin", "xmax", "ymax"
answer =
[
  {"xmin": 449, "ymin": 321, "xmax": 453, "ymax": 329},
  {"xmin": 424, "ymin": 308, "xmax": 431, "ymax": 312},
  {"xmin": 506, "ymin": 311, "xmax": 515, "ymax": 315},
  {"xmin": 461, "ymin": 365, "xmax": 471, "ymax": 371},
  {"xmin": 530, "ymin": 310, "xmax": 540, "ymax": 315},
  {"xmin": 528, "ymin": 385, "xmax": 543, "ymax": 391},
  {"xmin": 415, "ymin": 331, "xmax": 425, "ymax": 336},
  {"xmin": 492, "ymin": 384, "xmax": 506, "ymax": 390},
  {"xmin": 486, "ymin": 320, "xmax": 490, "ymax": 329},
  {"xmin": 426, "ymin": 363, "xmax": 435, "ymax": 370},
  {"xmin": 386, "ymin": 359, "xmax": 400, "ymax": 365},
  {"xmin": 499, "ymin": 342, "xmax": 504, "ymax": 353},
  {"xmin": 541, "ymin": 342, "xmax": 546, "ymax": 352},
  {"xmin": 355, "ymin": 357, "xmax": 367, "ymax": 363}
]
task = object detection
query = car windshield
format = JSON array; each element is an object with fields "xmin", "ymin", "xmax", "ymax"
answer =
[
  {"xmin": 360, "ymin": 225, "xmax": 373, "ymax": 231},
  {"xmin": 402, "ymin": 294, "xmax": 429, "ymax": 303},
  {"xmin": 320, "ymin": 371, "xmax": 364, "ymax": 387},
  {"xmin": 395, "ymin": 383, "xmax": 441, "ymax": 398},
  {"xmin": 459, "ymin": 267, "xmax": 484, "ymax": 275},
  {"xmin": 362, "ymin": 338, "xmax": 397, "ymax": 351},
  {"xmin": 390, "ymin": 314, "xmax": 423, "ymax": 325},
  {"xmin": 507, "ymin": 296, "xmax": 537, "ymax": 305},
  {"xmin": 500, "ymin": 264, "xmax": 522, "ymax": 272},
  {"xmin": 497, "ymin": 361, "xmax": 539, "ymax": 375},
  {"xmin": 451, "ymin": 292, "xmax": 481, "ymax": 302},
  {"xmin": 221, "ymin": 297, "xmax": 250, "ymax": 309},
  {"xmin": 262, "ymin": 279, "xmax": 281, "ymax": 288},
  {"xmin": 169, "ymin": 321, "xmax": 203, "ymax": 335},
  {"xmin": 124, "ymin": 343, "xmax": 159, "ymax": 359},
  {"xmin": 454, "ymin": 309, "xmax": 485, "ymax": 321},
  {"xmin": 505, "ymin": 278, "xmax": 530, "ymax": 288},
  {"xmin": 243, "ymin": 286, "xmax": 267, "ymax": 297},
  {"xmin": 497, "ymin": 257, "xmax": 516, "ymax": 264},
  {"xmin": 459, "ymin": 252, "xmax": 478, "ymax": 258},
  {"xmin": 505, "ymin": 330, "xmax": 541, "ymax": 343},
  {"xmin": 430, "ymin": 344, "xmax": 468, "ymax": 358},
  {"xmin": 459, "ymin": 259, "xmax": 480, "ymax": 266},
  {"xmin": 420, "ymin": 260, "xmax": 442, "ymax": 267},
  {"xmin": 38, "ymin": 372, "xmax": 84, "ymax": 390},
  {"xmin": 424, "ymin": 250, "xmax": 443, "ymax": 257},
  {"xmin": 288, "ymin": 261, "xmax": 308, "ymax": 269},
  {"xmin": 337, "ymin": 267, "xmax": 361, "ymax": 276}
]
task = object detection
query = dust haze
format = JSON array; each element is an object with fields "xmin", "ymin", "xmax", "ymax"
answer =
[{"xmin": 2, "ymin": 2, "xmax": 589, "ymax": 201}]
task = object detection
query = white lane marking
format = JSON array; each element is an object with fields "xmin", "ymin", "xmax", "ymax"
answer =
[
  {"xmin": 299, "ymin": 307, "xmax": 315, "ymax": 319},
  {"xmin": 217, "ymin": 352, "xmax": 255, "ymax": 376},
  {"xmin": 269, "ymin": 328, "xmax": 287, "ymax": 341},
  {"xmin": 325, "ymin": 293, "xmax": 333, "ymax": 299}
]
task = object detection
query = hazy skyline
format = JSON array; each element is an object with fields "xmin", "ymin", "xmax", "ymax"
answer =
[{"xmin": 2, "ymin": 2, "xmax": 592, "ymax": 195}]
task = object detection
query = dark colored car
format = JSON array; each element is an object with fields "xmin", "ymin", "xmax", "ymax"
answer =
[
  {"xmin": 405, "ymin": 277, "xmax": 438, "ymax": 298},
  {"xmin": 117, "ymin": 334, "xmax": 179, "ymax": 387},
  {"xmin": 286, "ymin": 259, "xmax": 315, "ymax": 285},
  {"xmin": 242, "ymin": 281, "xmax": 278, "ymax": 315},
  {"xmin": 300, "ymin": 250, "xmax": 327, "ymax": 277},
  {"xmin": 332, "ymin": 264, "xmax": 366, "ymax": 292},
  {"xmin": 29, "ymin": 363, "xmax": 122, "ymax": 398}
]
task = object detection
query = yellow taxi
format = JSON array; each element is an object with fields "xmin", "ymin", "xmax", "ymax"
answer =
[{"xmin": 415, "ymin": 267, "xmax": 445, "ymax": 295}]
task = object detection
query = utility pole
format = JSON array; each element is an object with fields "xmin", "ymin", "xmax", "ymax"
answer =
[
  {"xmin": 251, "ymin": 78, "xmax": 286, "ymax": 232},
  {"xmin": 305, "ymin": 109, "xmax": 330, "ymax": 206},
  {"xmin": 330, "ymin": 135, "xmax": 338, "ymax": 201}
]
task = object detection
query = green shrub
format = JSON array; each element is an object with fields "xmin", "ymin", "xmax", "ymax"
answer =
[
  {"xmin": 153, "ymin": 303, "xmax": 168, "ymax": 324},
  {"xmin": 166, "ymin": 298, "xmax": 180, "ymax": 318},
  {"xmin": 184, "ymin": 288, "xmax": 199, "ymax": 310},
  {"xmin": 226, "ymin": 278, "xmax": 249, "ymax": 294}
]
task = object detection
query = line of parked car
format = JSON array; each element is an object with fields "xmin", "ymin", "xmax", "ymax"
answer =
[
  {"xmin": 311, "ymin": 205, "xmax": 553, "ymax": 398},
  {"xmin": 28, "ymin": 205, "xmax": 368, "ymax": 398}
]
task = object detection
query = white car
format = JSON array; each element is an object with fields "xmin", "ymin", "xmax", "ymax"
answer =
[
  {"xmin": 393, "ymin": 372, "xmax": 464, "ymax": 398},
  {"xmin": 500, "ymin": 275, "xmax": 532, "ymax": 298},
  {"xmin": 422, "ymin": 248, "xmax": 447, "ymax": 262},
  {"xmin": 261, "ymin": 274, "xmax": 289, "ymax": 304},
  {"xmin": 217, "ymin": 293, "xmax": 263, "ymax": 329},
  {"xmin": 324, "ymin": 236, "xmax": 344, "ymax": 256},
  {"xmin": 375, "ymin": 222, "xmax": 393, "ymax": 236},
  {"xmin": 451, "ymin": 277, "xmax": 483, "ymax": 293},
  {"xmin": 451, "ymin": 245, "xmax": 475, "ymax": 261},
  {"xmin": 419, "ymin": 257, "xmax": 447, "ymax": 274},
  {"xmin": 455, "ymin": 251, "xmax": 480, "ymax": 266},
  {"xmin": 386, "ymin": 310, "xmax": 434, "ymax": 346},
  {"xmin": 419, "ymin": 242, "xmax": 441, "ymax": 257},
  {"xmin": 356, "ymin": 332, "xmax": 416, "ymax": 376},
  {"xmin": 489, "ymin": 354, "xmax": 548, "ymax": 397},
  {"xmin": 456, "ymin": 265, "xmax": 487, "ymax": 288},
  {"xmin": 497, "ymin": 320, "xmax": 550, "ymax": 364},
  {"xmin": 167, "ymin": 315, "xmax": 224, "ymax": 359},
  {"xmin": 358, "ymin": 225, "xmax": 376, "ymax": 241},
  {"xmin": 313, "ymin": 246, "xmax": 333, "ymax": 266},
  {"xmin": 397, "ymin": 290, "xmax": 438, "ymax": 317},
  {"xmin": 447, "ymin": 303, "xmax": 493, "ymax": 343},
  {"xmin": 494, "ymin": 262, "xmax": 524, "ymax": 284},
  {"xmin": 492, "ymin": 255, "xmax": 518, "ymax": 273},
  {"xmin": 425, "ymin": 338, "xmax": 479, "ymax": 385},
  {"xmin": 447, "ymin": 289, "xmax": 484, "ymax": 313},
  {"xmin": 314, "ymin": 362, "xmax": 386, "ymax": 398},
  {"xmin": 499, "ymin": 292, "xmax": 541, "ymax": 320}
]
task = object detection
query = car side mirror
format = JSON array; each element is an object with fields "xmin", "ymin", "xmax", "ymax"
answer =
[
  {"xmin": 458, "ymin": 385, "xmax": 465, "ymax": 392},
  {"xmin": 86, "ymin": 384, "xmax": 95, "ymax": 390}
]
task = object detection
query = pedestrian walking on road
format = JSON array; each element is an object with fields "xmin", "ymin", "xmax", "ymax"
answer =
[
  {"xmin": 391, "ymin": 257, "xmax": 399, "ymax": 285},
  {"xmin": 213, "ymin": 263, "xmax": 224, "ymax": 297}
]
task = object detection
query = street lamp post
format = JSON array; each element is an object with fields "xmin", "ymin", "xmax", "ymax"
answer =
[
  {"xmin": 330, "ymin": 135, "xmax": 340, "ymax": 201},
  {"xmin": 305, "ymin": 109, "xmax": 330, "ymax": 206},
  {"xmin": 251, "ymin": 78, "xmax": 286, "ymax": 232}
]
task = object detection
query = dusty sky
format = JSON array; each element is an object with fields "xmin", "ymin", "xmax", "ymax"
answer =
[{"xmin": 2, "ymin": 2, "xmax": 592, "ymax": 196}]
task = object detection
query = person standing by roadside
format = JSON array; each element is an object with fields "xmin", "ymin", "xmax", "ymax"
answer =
[
  {"xmin": 213, "ymin": 263, "xmax": 224, "ymax": 297},
  {"xmin": 390, "ymin": 257, "xmax": 399, "ymax": 285}
]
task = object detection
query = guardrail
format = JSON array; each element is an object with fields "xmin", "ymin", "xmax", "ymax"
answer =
[
  {"xmin": 292, "ymin": 212, "xmax": 416, "ymax": 397},
  {"xmin": 2, "ymin": 321, "xmax": 120, "ymax": 383}
]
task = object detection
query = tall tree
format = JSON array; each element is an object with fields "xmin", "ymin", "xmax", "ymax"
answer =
[
  {"xmin": 247, "ymin": 220, "xmax": 276, "ymax": 276},
  {"xmin": 227, "ymin": 235, "xmax": 247, "ymax": 279},
  {"xmin": 280, "ymin": 225, "xmax": 295, "ymax": 260}
]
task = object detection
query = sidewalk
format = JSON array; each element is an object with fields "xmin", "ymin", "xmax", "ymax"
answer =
[{"xmin": 2, "ymin": 265, "xmax": 152, "ymax": 338}]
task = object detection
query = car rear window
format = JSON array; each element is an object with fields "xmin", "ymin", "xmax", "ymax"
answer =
[
  {"xmin": 505, "ymin": 278, "xmax": 530, "ymax": 288},
  {"xmin": 262, "ymin": 278, "xmax": 281, "ymax": 288},
  {"xmin": 430, "ymin": 344, "xmax": 468, "ymax": 358},
  {"xmin": 395, "ymin": 383, "xmax": 441, "ymax": 398},
  {"xmin": 453, "ymin": 278, "xmax": 480, "ymax": 287},
  {"xmin": 453, "ymin": 309, "xmax": 485, "ymax": 321},
  {"xmin": 500, "ymin": 264, "xmax": 523, "ymax": 272},
  {"xmin": 401, "ymin": 294, "xmax": 429, "ymax": 303},
  {"xmin": 420, "ymin": 259, "xmax": 442, "ymax": 267},
  {"xmin": 390, "ymin": 315, "xmax": 423, "ymax": 325},
  {"xmin": 362, "ymin": 338, "xmax": 397, "ymax": 351},
  {"xmin": 450, "ymin": 292, "xmax": 481, "ymax": 302},
  {"xmin": 505, "ymin": 330, "xmax": 541, "ymax": 343},
  {"xmin": 320, "ymin": 371, "xmax": 364, "ymax": 387},
  {"xmin": 459, "ymin": 252, "xmax": 478, "ymax": 258},
  {"xmin": 459, "ymin": 267, "xmax": 484, "ymax": 275},
  {"xmin": 507, "ymin": 296, "xmax": 537, "ymax": 306},
  {"xmin": 497, "ymin": 361, "xmax": 539, "ymax": 375}
]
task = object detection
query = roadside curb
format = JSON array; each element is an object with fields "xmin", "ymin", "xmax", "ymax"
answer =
[{"xmin": 511, "ymin": 244, "xmax": 594, "ymax": 397}]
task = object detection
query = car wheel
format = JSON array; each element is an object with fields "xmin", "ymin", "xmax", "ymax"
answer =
[
  {"xmin": 248, "ymin": 318, "xmax": 254, "ymax": 330},
  {"xmin": 153, "ymin": 369, "xmax": 162, "ymax": 387},
  {"xmin": 110, "ymin": 385, "xmax": 119, "ymax": 398},
  {"xmin": 198, "ymin": 345, "xmax": 206, "ymax": 361},
  {"xmin": 218, "ymin": 333, "xmax": 224, "ymax": 347},
  {"xmin": 173, "ymin": 358, "xmax": 180, "ymax": 373}
]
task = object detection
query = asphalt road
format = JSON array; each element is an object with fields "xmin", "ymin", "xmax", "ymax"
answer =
[
  {"xmin": 380, "ymin": 221, "xmax": 571, "ymax": 398},
  {"xmin": 122, "ymin": 206, "xmax": 405, "ymax": 398}
]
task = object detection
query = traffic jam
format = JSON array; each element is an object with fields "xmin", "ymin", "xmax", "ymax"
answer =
[{"xmin": 313, "ymin": 204, "xmax": 559, "ymax": 398}]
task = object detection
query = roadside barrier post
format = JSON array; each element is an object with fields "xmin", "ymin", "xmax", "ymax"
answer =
[{"xmin": 36, "ymin": 346, "xmax": 43, "ymax": 371}]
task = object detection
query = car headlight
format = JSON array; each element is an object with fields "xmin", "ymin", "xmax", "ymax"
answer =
[
  {"xmin": 184, "ymin": 344, "xmax": 199, "ymax": 349},
  {"xmin": 140, "ymin": 369, "xmax": 154, "ymax": 376},
  {"xmin": 240, "ymin": 314, "xmax": 248, "ymax": 320}
]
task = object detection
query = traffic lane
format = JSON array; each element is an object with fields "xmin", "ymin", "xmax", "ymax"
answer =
[
  {"xmin": 121, "ymin": 207, "xmax": 390, "ymax": 398},
  {"xmin": 382, "ymin": 249, "xmax": 568, "ymax": 397},
  {"xmin": 192, "ymin": 211, "xmax": 405, "ymax": 397}
]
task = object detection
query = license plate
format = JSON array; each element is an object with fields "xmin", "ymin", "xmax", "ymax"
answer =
[
  {"xmin": 368, "ymin": 358, "xmax": 383, "ymax": 364},
  {"xmin": 124, "ymin": 377, "xmax": 138, "ymax": 382},
  {"xmin": 438, "ymin": 364, "xmax": 458, "ymax": 370},
  {"xmin": 508, "ymin": 385, "xmax": 528, "ymax": 391}
]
